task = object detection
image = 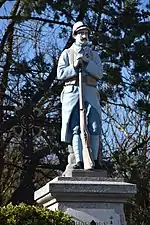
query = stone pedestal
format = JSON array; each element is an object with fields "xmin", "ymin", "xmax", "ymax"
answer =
[{"xmin": 34, "ymin": 170, "xmax": 136, "ymax": 225}]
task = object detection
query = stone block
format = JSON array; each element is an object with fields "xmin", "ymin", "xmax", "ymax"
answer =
[{"xmin": 34, "ymin": 175, "xmax": 136, "ymax": 225}]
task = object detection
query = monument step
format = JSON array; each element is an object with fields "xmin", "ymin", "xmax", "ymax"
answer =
[
  {"xmin": 64, "ymin": 168, "xmax": 108, "ymax": 177},
  {"xmin": 58, "ymin": 176, "xmax": 124, "ymax": 182}
]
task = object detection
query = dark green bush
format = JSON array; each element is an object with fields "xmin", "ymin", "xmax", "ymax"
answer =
[{"xmin": 0, "ymin": 203, "xmax": 72, "ymax": 225}]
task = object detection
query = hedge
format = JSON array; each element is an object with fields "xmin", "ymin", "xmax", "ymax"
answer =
[{"xmin": 0, "ymin": 203, "xmax": 72, "ymax": 225}]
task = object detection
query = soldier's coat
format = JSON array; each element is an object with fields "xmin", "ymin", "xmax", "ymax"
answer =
[{"xmin": 57, "ymin": 43, "xmax": 103, "ymax": 143}]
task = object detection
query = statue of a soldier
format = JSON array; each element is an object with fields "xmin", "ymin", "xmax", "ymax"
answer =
[{"xmin": 57, "ymin": 21, "xmax": 103, "ymax": 170}]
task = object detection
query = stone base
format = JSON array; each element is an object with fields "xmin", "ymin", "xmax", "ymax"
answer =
[{"xmin": 34, "ymin": 170, "xmax": 136, "ymax": 225}]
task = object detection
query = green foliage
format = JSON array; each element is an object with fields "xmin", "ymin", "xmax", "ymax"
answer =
[
  {"xmin": 0, "ymin": 203, "xmax": 72, "ymax": 225},
  {"xmin": 21, "ymin": 0, "xmax": 47, "ymax": 16},
  {"xmin": 112, "ymin": 144, "xmax": 150, "ymax": 225}
]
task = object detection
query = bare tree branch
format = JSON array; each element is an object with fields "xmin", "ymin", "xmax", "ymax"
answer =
[{"xmin": 0, "ymin": 15, "xmax": 72, "ymax": 27}]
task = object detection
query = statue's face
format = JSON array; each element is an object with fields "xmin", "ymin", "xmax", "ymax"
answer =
[{"xmin": 74, "ymin": 29, "xmax": 89, "ymax": 45}]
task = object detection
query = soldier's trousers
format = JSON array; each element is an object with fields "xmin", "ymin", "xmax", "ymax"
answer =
[{"xmin": 70, "ymin": 101, "xmax": 101, "ymax": 163}]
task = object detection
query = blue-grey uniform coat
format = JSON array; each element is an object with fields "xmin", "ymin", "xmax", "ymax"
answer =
[{"xmin": 57, "ymin": 43, "xmax": 103, "ymax": 143}]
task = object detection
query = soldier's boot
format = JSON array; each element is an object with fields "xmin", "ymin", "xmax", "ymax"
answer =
[
  {"xmin": 73, "ymin": 161, "xmax": 84, "ymax": 169},
  {"xmin": 90, "ymin": 135, "xmax": 100, "ymax": 169},
  {"xmin": 72, "ymin": 134, "xmax": 83, "ymax": 169}
]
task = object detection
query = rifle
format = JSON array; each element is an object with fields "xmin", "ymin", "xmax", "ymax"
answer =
[{"xmin": 79, "ymin": 64, "xmax": 95, "ymax": 170}]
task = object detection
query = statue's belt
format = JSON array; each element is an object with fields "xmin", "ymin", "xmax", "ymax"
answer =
[{"xmin": 64, "ymin": 75, "xmax": 97, "ymax": 87}]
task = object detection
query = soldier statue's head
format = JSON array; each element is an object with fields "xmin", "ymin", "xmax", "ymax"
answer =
[{"xmin": 72, "ymin": 21, "xmax": 90, "ymax": 45}]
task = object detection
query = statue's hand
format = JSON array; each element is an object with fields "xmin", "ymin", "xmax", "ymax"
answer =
[
  {"xmin": 74, "ymin": 58, "xmax": 82, "ymax": 68},
  {"xmin": 74, "ymin": 54, "xmax": 83, "ymax": 68}
]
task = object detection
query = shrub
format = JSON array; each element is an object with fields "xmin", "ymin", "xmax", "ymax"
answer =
[{"xmin": 0, "ymin": 203, "xmax": 72, "ymax": 225}]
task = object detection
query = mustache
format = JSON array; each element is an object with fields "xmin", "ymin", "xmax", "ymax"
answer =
[{"xmin": 81, "ymin": 38, "xmax": 87, "ymax": 41}]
